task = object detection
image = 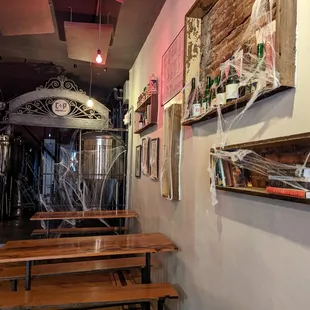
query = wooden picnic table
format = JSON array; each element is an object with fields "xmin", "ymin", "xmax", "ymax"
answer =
[
  {"xmin": 30, "ymin": 210, "xmax": 138, "ymax": 237},
  {"xmin": 0, "ymin": 233, "xmax": 178, "ymax": 291}
]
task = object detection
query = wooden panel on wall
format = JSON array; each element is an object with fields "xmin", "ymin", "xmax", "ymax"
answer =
[
  {"xmin": 275, "ymin": 0, "xmax": 297, "ymax": 87},
  {"xmin": 187, "ymin": 0, "xmax": 296, "ymax": 86},
  {"xmin": 183, "ymin": 0, "xmax": 297, "ymax": 125},
  {"xmin": 161, "ymin": 103, "xmax": 182, "ymax": 201}
]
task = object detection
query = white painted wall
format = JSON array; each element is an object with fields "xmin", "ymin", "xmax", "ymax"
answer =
[{"xmin": 129, "ymin": 0, "xmax": 310, "ymax": 309}]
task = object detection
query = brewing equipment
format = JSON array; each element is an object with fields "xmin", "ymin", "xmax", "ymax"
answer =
[
  {"xmin": 81, "ymin": 132, "xmax": 126, "ymax": 210},
  {"xmin": 0, "ymin": 134, "xmax": 11, "ymax": 219}
]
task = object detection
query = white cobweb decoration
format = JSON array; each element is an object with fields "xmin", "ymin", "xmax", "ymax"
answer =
[
  {"xmin": 39, "ymin": 130, "xmax": 126, "ymax": 231},
  {"xmin": 181, "ymin": 0, "xmax": 302, "ymax": 206}
]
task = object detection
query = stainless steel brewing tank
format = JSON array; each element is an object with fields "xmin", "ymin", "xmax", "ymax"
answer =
[
  {"xmin": 81, "ymin": 133, "xmax": 125, "ymax": 180},
  {"xmin": 0, "ymin": 135, "xmax": 10, "ymax": 175}
]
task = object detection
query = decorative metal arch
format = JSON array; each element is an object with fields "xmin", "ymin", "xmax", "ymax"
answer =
[{"xmin": 4, "ymin": 76, "xmax": 110, "ymax": 130}]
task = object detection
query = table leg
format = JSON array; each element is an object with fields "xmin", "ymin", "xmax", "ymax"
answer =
[
  {"xmin": 46, "ymin": 220, "xmax": 50, "ymax": 238},
  {"xmin": 25, "ymin": 261, "xmax": 32, "ymax": 291},
  {"xmin": 157, "ymin": 299, "xmax": 165, "ymax": 310}
]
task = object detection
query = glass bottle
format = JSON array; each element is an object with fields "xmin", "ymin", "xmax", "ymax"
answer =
[
  {"xmin": 226, "ymin": 59, "xmax": 239, "ymax": 102},
  {"xmin": 202, "ymin": 76, "xmax": 212, "ymax": 113},
  {"xmin": 211, "ymin": 76, "xmax": 219, "ymax": 107},
  {"xmin": 216, "ymin": 76, "xmax": 226, "ymax": 106},
  {"xmin": 251, "ymin": 43, "xmax": 265, "ymax": 93},
  {"xmin": 138, "ymin": 114, "xmax": 143, "ymax": 129},
  {"xmin": 188, "ymin": 78, "xmax": 196, "ymax": 117}
]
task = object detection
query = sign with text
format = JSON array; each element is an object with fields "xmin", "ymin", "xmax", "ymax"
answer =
[
  {"xmin": 52, "ymin": 99, "xmax": 70, "ymax": 116},
  {"xmin": 161, "ymin": 27, "xmax": 185, "ymax": 106}
]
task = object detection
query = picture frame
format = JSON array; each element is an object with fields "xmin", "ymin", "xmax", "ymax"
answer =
[
  {"xmin": 135, "ymin": 145, "xmax": 142, "ymax": 178},
  {"xmin": 141, "ymin": 137, "xmax": 150, "ymax": 175},
  {"xmin": 161, "ymin": 27, "xmax": 185, "ymax": 106},
  {"xmin": 150, "ymin": 138, "xmax": 160, "ymax": 180}
]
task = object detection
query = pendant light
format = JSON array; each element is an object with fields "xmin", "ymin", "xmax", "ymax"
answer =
[{"xmin": 96, "ymin": 0, "xmax": 103, "ymax": 64}]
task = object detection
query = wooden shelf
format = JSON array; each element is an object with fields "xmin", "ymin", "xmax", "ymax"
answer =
[
  {"xmin": 216, "ymin": 186, "xmax": 310, "ymax": 205},
  {"xmin": 134, "ymin": 94, "xmax": 158, "ymax": 135},
  {"xmin": 182, "ymin": 86, "xmax": 290, "ymax": 126},
  {"xmin": 183, "ymin": 0, "xmax": 297, "ymax": 126},
  {"xmin": 134, "ymin": 122, "xmax": 157, "ymax": 134},
  {"xmin": 135, "ymin": 94, "xmax": 156, "ymax": 113}
]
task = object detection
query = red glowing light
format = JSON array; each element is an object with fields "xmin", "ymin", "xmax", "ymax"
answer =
[{"xmin": 96, "ymin": 49, "xmax": 102, "ymax": 64}]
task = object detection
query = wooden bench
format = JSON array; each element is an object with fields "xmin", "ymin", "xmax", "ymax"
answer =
[
  {"xmin": 0, "ymin": 283, "xmax": 178, "ymax": 310},
  {"xmin": 0, "ymin": 256, "xmax": 159, "ymax": 291},
  {"xmin": 31, "ymin": 226, "xmax": 128, "ymax": 237}
]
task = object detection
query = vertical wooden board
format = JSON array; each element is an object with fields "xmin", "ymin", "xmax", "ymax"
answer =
[
  {"xmin": 161, "ymin": 103, "xmax": 182, "ymax": 200},
  {"xmin": 184, "ymin": 17, "xmax": 201, "ymax": 106},
  {"xmin": 276, "ymin": 0, "xmax": 297, "ymax": 87},
  {"xmin": 186, "ymin": 0, "xmax": 219, "ymax": 18}
]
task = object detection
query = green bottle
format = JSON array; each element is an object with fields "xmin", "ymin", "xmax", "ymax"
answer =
[
  {"xmin": 251, "ymin": 43, "xmax": 265, "ymax": 92},
  {"xmin": 211, "ymin": 76, "xmax": 219, "ymax": 107},
  {"xmin": 226, "ymin": 59, "xmax": 239, "ymax": 102},
  {"xmin": 187, "ymin": 78, "xmax": 196, "ymax": 117},
  {"xmin": 202, "ymin": 76, "xmax": 212, "ymax": 113}
]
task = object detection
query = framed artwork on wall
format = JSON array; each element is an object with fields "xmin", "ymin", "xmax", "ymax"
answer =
[
  {"xmin": 135, "ymin": 145, "xmax": 142, "ymax": 178},
  {"xmin": 161, "ymin": 27, "xmax": 185, "ymax": 106},
  {"xmin": 150, "ymin": 138, "xmax": 160, "ymax": 180},
  {"xmin": 141, "ymin": 137, "xmax": 150, "ymax": 175}
]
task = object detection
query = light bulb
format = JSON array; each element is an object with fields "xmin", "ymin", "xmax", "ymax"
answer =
[
  {"xmin": 87, "ymin": 99, "xmax": 93, "ymax": 107},
  {"xmin": 96, "ymin": 49, "xmax": 102, "ymax": 64}
]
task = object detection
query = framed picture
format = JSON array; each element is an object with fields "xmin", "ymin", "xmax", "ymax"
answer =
[
  {"xmin": 135, "ymin": 145, "xmax": 142, "ymax": 178},
  {"xmin": 161, "ymin": 27, "xmax": 185, "ymax": 106},
  {"xmin": 141, "ymin": 137, "xmax": 150, "ymax": 175},
  {"xmin": 150, "ymin": 138, "xmax": 160, "ymax": 180}
]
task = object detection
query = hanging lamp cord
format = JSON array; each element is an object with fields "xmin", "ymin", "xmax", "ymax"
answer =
[
  {"xmin": 89, "ymin": 63, "xmax": 93, "ymax": 99},
  {"xmin": 98, "ymin": 0, "xmax": 102, "ymax": 43}
]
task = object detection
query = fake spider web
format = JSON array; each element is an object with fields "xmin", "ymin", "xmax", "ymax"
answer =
[
  {"xmin": 39, "ymin": 130, "xmax": 126, "ymax": 230},
  {"xmin": 180, "ymin": 0, "xmax": 303, "ymax": 206}
]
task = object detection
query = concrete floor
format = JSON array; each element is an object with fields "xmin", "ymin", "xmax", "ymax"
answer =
[{"xmin": 0, "ymin": 209, "xmax": 37, "ymax": 244}]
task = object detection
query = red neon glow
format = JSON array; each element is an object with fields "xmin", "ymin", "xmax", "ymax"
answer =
[{"xmin": 96, "ymin": 54, "xmax": 103, "ymax": 63}]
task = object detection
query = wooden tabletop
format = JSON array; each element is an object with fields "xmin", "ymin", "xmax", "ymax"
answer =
[
  {"xmin": 30, "ymin": 210, "xmax": 138, "ymax": 221},
  {"xmin": 0, "ymin": 233, "xmax": 178, "ymax": 263}
]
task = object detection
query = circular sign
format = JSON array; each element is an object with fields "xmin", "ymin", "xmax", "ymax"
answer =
[{"xmin": 52, "ymin": 99, "xmax": 70, "ymax": 116}]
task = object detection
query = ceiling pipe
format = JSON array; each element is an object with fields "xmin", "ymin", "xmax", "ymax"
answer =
[{"xmin": 113, "ymin": 88, "xmax": 123, "ymax": 101}]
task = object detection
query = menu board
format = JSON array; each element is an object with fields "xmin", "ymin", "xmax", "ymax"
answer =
[{"xmin": 161, "ymin": 27, "xmax": 185, "ymax": 105}]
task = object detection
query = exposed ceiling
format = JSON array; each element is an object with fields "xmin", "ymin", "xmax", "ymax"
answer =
[{"xmin": 0, "ymin": 0, "xmax": 166, "ymax": 102}]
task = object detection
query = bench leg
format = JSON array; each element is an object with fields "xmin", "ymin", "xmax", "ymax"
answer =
[
  {"xmin": 25, "ymin": 261, "xmax": 32, "ymax": 291},
  {"xmin": 142, "ymin": 253, "xmax": 151, "ymax": 310},
  {"xmin": 10, "ymin": 279, "xmax": 17, "ymax": 291},
  {"xmin": 142, "ymin": 253, "xmax": 151, "ymax": 284},
  {"xmin": 118, "ymin": 218, "xmax": 122, "ymax": 235},
  {"xmin": 46, "ymin": 220, "xmax": 50, "ymax": 238}
]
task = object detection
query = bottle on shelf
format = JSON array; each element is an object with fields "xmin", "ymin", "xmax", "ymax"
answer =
[
  {"xmin": 187, "ymin": 77, "xmax": 196, "ymax": 118},
  {"xmin": 251, "ymin": 43, "xmax": 265, "ymax": 93},
  {"xmin": 144, "ymin": 110, "xmax": 148, "ymax": 125},
  {"xmin": 216, "ymin": 76, "xmax": 226, "ymax": 106},
  {"xmin": 192, "ymin": 88, "xmax": 201, "ymax": 117},
  {"xmin": 138, "ymin": 114, "xmax": 144, "ymax": 129},
  {"xmin": 226, "ymin": 58, "xmax": 239, "ymax": 102},
  {"xmin": 211, "ymin": 76, "xmax": 219, "ymax": 108},
  {"xmin": 202, "ymin": 76, "xmax": 212, "ymax": 113}
]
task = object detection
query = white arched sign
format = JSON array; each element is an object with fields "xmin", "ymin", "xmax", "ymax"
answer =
[{"xmin": 4, "ymin": 76, "xmax": 110, "ymax": 130}]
